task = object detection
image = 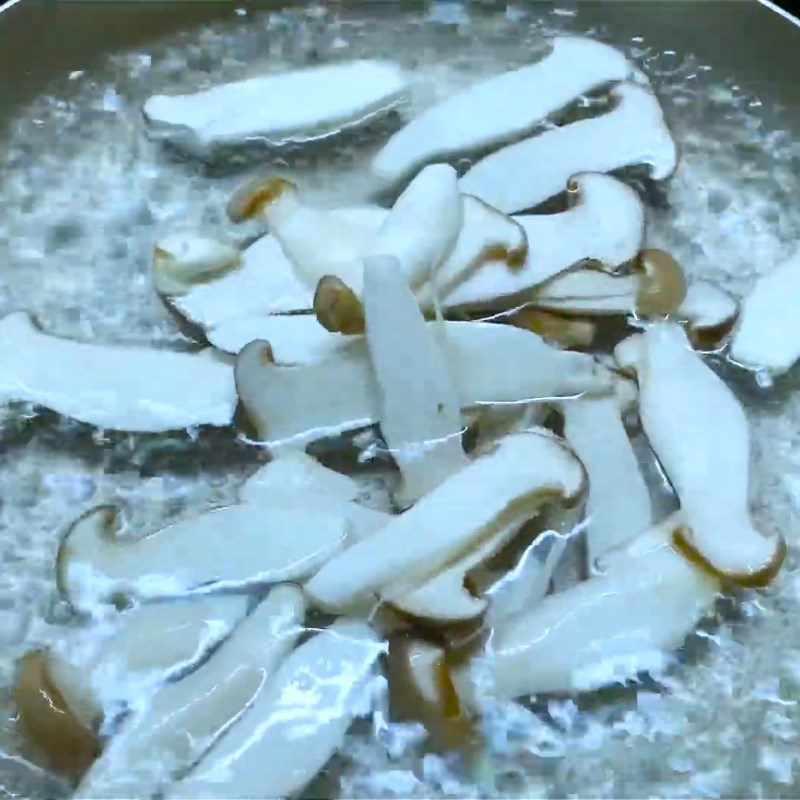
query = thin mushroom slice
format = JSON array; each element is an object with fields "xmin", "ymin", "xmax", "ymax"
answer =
[
  {"xmin": 444, "ymin": 174, "xmax": 644, "ymax": 310},
  {"xmin": 171, "ymin": 207, "xmax": 385, "ymax": 331},
  {"xmin": 144, "ymin": 60, "xmax": 409, "ymax": 156},
  {"xmin": 235, "ymin": 321, "xmax": 612, "ymax": 444},
  {"xmin": 372, "ymin": 36, "xmax": 644, "ymax": 184},
  {"xmin": 417, "ymin": 195, "xmax": 528, "ymax": 308},
  {"xmin": 613, "ymin": 333, "xmax": 645, "ymax": 375},
  {"xmin": 305, "ymin": 430, "xmax": 585, "ymax": 611},
  {"xmin": 460, "ymin": 82, "xmax": 677, "ymax": 214},
  {"xmin": 76, "ymin": 587, "xmax": 304, "ymax": 800},
  {"xmin": 560, "ymin": 396, "xmax": 652, "ymax": 560},
  {"xmin": 459, "ymin": 515, "xmax": 719, "ymax": 700},
  {"xmin": 153, "ymin": 234, "xmax": 240, "ymax": 297},
  {"xmin": 168, "ymin": 619, "xmax": 383, "ymax": 800},
  {"xmin": 207, "ymin": 313, "xmax": 341, "ymax": 359},
  {"xmin": 679, "ymin": 281, "xmax": 739, "ymax": 350},
  {"xmin": 730, "ymin": 250, "xmax": 800, "ymax": 375},
  {"xmin": 365, "ymin": 164, "xmax": 463, "ymax": 289},
  {"xmin": 507, "ymin": 308, "xmax": 596, "ymax": 350},
  {"xmin": 637, "ymin": 323, "xmax": 785, "ymax": 585},
  {"xmin": 57, "ymin": 503, "xmax": 349, "ymax": 611},
  {"xmin": 387, "ymin": 635, "xmax": 473, "ymax": 751},
  {"xmin": 0, "ymin": 312, "xmax": 236, "ymax": 432},
  {"xmin": 387, "ymin": 518, "xmax": 528, "ymax": 622},
  {"xmin": 364, "ymin": 255, "xmax": 467, "ymax": 505},
  {"xmin": 14, "ymin": 596, "xmax": 247, "ymax": 779}
]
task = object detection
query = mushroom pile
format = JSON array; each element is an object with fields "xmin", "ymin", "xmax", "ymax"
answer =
[{"xmin": 7, "ymin": 36, "xmax": 791, "ymax": 800}]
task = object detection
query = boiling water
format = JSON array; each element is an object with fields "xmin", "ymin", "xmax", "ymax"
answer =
[{"xmin": 1, "ymin": 3, "xmax": 800, "ymax": 798}]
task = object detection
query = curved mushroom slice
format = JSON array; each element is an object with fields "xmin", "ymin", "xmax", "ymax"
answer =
[
  {"xmin": 0, "ymin": 312, "xmax": 236, "ymax": 432},
  {"xmin": 463, "ymin": 515, "xmax": 719, "ymax": 699},
  {"xmin": 168, "ymin": 619, "xmax": 383, "ymax": 800},
  {"xmin": 561, "ymin": 396, "xmax": 652, "ymax": 559},
  {"xmin": 507, "ymin": 308, "xmax": 596, "ymax": 350},
  {"xmin": 730, "ymin": 251, "xmax": 800, "ymax": 374},
  {"xmin": 153, "ymin": 235, "xmax": 240, "ymax": 297},
  {"xmin": 240, "ymin": 451, "xmax": 391, "ymax": 542},
  {"xmin": 306, "ymin": 431, "xmax": 585, "ymax": 611},
  {"xmin": 460, "ymin": 82, "xmax": 677, "ymax": 214},
  {"xmin": 388, "ymin": 518, "xmax": 527, "ymax": 622},
  {"xmin": 372, "ymin": 36, "xmax": 643, "ymax": 184},
  {"xmin": 444, "ymin": 174, "xmax": 644, "ymax": 310},
  {"xmin": 365, "ymin": 165, "xmax": 463, "ymax": 289},
  {"xmin": 144, "ymin": 60, "xmax": 409, "ymax": 156},
  {"xmin": 314, "ymin": 275, "xmax": 367, "ymax": 335},
  {"xmin": 171, "ymin": 208, "xmax": 385, "ymax": 332},
  {"xmin": 418, "ymin": 195, "xmax": 528, "ymax": 308},
  {"xmin": 77, "ymin": 587, "xmax": 304, "ymax": 799},
  {"xmin": 14, "ymin": 595, "xmax": 247, "ymax": 779},
  {"xmin": 57, "ymin": 503, "xmax": 348, "ymax": 611},
  {"xmin": 235, "ymin": 321, "xmax": 611, "ymax": 444},
  {"xmin": 364, "ymin": 256, "xmax": 467, "ymax": 505},
  {"xmin": 387, "ymin": 635, "xmax": 472, "ymax": 751},
  {"xmin": 207, "ymin": 313, "xmax": 340, "ymax": 359},
  {"xmin": 680, "ymin": 281, "xmax": 739, "ymax": 350},
  {"xmin": 533, "ymin": 269, "xmax": 640, "ymax": 315},
  {"xmin": 613, "ymin": 333, "xmax": 645, "ymax": 375},
  {"xmin": 638, "ymin": 323, "xmax": 784, "ymax": 585}
]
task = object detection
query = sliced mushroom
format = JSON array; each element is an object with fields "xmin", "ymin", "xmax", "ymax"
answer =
[
  {"xmin": 57, "ymin": 502, "xmax": 349, "ymax": 611},
  {"xmin": 387, "ymin": 635, "xmax": 473, "ymax": 751},
  {"xmin": 240, "ymin": 450, "xmax": 391, "ymax": 542},
  {"xmin": 460, "ymin": 82, "xmax": 677, "ymax": 214},
  {"xmin": 207, "ymin": 313, "xmax": 340, "ymax": 359},
  {"xmin": 314, "ymin": 275, "xmax": 367, "ymax": 335},
  {"xmin": 680, "ymin": 281, "xmax": 739, "ymax": 350},
  {"xmin": 387, "ymin": 517, "xmax": 527, "ymax": 622},
  {"xmin": 365, "ymin": 164, "xmax": 463, "ymax": 289},
  {"xmin": 171, "ymin": 208, "xmax": 384, "ymax": 331},
  {"xmin": 533, "ymin": 269, "xmax": 639, "ymax": 315},
  {"xmin": 168, "ymin": 619, "xmax": 383, "ymax": 800},
  {"xmin": 456, "ymin": 513, "xmax": 719, "ymax": 700},
  {"xmin": 152, "ymin": 235, "xmax": 240, "ymax": 297},
  {"xmin": 15, "ymin": 595, "xmax": 247, "ymax": 779},
  {"xmin": 635, "ymin": 249, "xmax": 688, "ymax": 316},
  {"xmin": 444, "ymin": 174, "xmax": 644, "ymax": 310},
  {"xmin": 305, "ymin": 430, "xmax": 585, "ymax": 611},
  {"xmin": 0, "ymin": 312, "xmax": 236, "ymax": 432},
  {"xmin": 637, "ymin": 323, "xmax": 785, "ymax": 585},
  {"xmin": 560, "ymin": 396, "xmax": 652, "ymax": 559},
  {"xmin": 364, "ymin": 256, "xmax": 467, "ymax": 505},
  {"xmin": 372, "ymin": 36, "xmax": 644, "ymax": 184},
  {"xmin": 507, "ymin": 308, "xmax": 596, "ymax": 349},
  {"xmin": 144, "ymin": 60, "xmax": 409, "ymax": 156},
  {"xmin": 235, "ymin": 321, "xmax": 612, "ymax": 444},
  {"xmin": 613, "ymin": 333, "xmax": 645, "ymax": 375},
  {"xmin": 76, "ymin": 587, "xmax": 304, "ymax": 799},
  {"xmin": 730, "ymin": 250, "xmax": 800, "ymax": 375},
  {"xmin": 14, "ymin": 651, "xmax": 100, "ymax": 778}
]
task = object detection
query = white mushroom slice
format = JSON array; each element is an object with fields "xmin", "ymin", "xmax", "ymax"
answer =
[
  {"xmin": 680, "ymin": 281, "xmax": 739, "ymax": 348},
  {"xmin": 638, "ymin": 323, "xmax": 785, "ymax": 585},
  {"xmin": 207, "ymin": 314, "xmax": 340, "ymax": 359},
  {"xmin": 460, "ymin": 83, "xmax": 677, "ymax": 214},
  {"xmin": 372, "ymin": 36, "xmax": 644, "ymax": 184},
  {"xmin": 464, "ymin": 515, "xmax": 719, "ymax": 699},
  {"xmin": 561, "ymin": 396, "xmax": 652, "ymax": 559},
  {"xmin": 168, "ymin": 619, "xmax": 382, "ymax": 800},
  {"xmin": 506, "ymin": 308, "xmax": 596, "ymax": 350},
  {"xmin": 364, "ymin": 256, "xmax": 467, "ymax": 505},
  {"xmin": 532, "ymin": 269, "xmax": 640, "ymax": 314},
  {"xmin": 365, "ymin": 165, "xmax": 463, "ymax": 289},
  {"xmin": 418, "ymin": 195, "xmax": 528, "ymax": 308},
  {"xmin": 153, "ymin": 235, "xmax": 240, "ymax": 297},
  {"xmin": 613, "ymin": 333, "xmax": 645, "ymax": 374},
  {"xmin": 730, "ymin": 251, "xmax": 800, "ymax": 374},
  {"xmin": 48, "ymin": 596, "xmax": 248, "ymax": 723},
  {"xmin": 76, "ymin": 587, "xmax": 304, "ymax": 799},
  {"xmin": 306, "ymin": 431, "xmax": 585, "ymax": 610},
  {"xmin": 235, "ymin": 321, "xmax": 611, "ymax": 443},
  {"xmin": 444, "ymin": 174, "xmax": 644, "ymax": 309},
  {"xmin": 57, "ymin": 503, "xmax": 349, "ymax": 611},
  {"xmin": 172, "ymin": 207, "xmax": 384, "ymax": 330},
  {"xmin": 14, "ymin": 596, "xmax": 247, "ymax": 779},
  {"xmin": 144, "ymin": 60, "xmax": 409, "ymax": 156},
  {"xmin": 388, "ymin": 518, "xmax": 525, "ymax": 622},
  {"xmin": 240, "ymin": 451, "xmax": 391, "ymax": 542},
  {"xmin": 0, "ymin": 312, "xmax": 235, "ymax": 432}
]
